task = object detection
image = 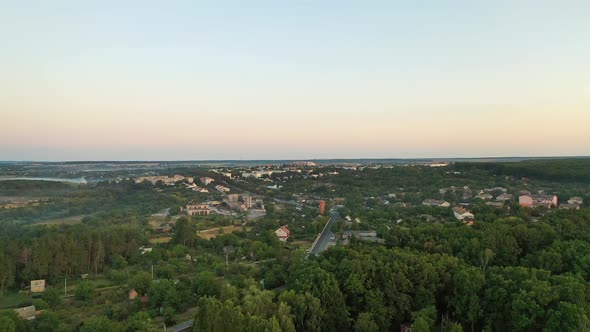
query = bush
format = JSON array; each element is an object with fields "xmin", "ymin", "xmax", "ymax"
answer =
[{"xmin": 75, "ymin": 282, "xmax": 96, "ymax": 301}]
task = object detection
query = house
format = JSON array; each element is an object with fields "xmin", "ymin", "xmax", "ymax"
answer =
[
  {"xmin": 559, "ymin": 203, "xmax": 580, "ymax": 210},
  {"xmin": 452, "ymin": 206, "xmax": 474, "ymax": 221},
  {"xmin": 184, "ymin": 204, "xmax": 212, "ymax": 216},
  {"xmin": 422, "ymin": 199, "xmax": 450, "ymax": 208},
  {"xmin": 475, "ymin": 193, "xmax": 493, "ymax": 200},
  {"xmin": 14, "ymin": 305, "xmax": 39, "ymax": 320},
  {"xmin": 496, "ymin": 193, "xmax": 514, "ymax": 202},
  {"xmin": 275, "ymin": 226, "xmax": 291, "ymax": 242},
  {"xmin": 568, "ymin": 197, "xmax": 584, "ymax": 205},
  {"xmin": 333, "ymin": 197, "xmax": 346, "ymax": 205},
  {"xmin": 486, "ymin": 201, "xmax": 505, "ymax": 208},
  {"xmin": 519, "ymin": 194, "xmax": 558, "ymax": 208},
  {"xmin": 215, "ymin": 185, "xmax": 230, "ymax": 193},
  {"xmin": 139, "ymin": 247, "xmax": 153, "ymax": 255},
  {"xmin": 200, "ymin": 177, "xmax": 215, "ymax": 186},
  {"xmin": 129, "ymin": 289, "xmax": 139, "ymax": 300}
]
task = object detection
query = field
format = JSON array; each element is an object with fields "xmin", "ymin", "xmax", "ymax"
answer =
[
  {"xmin": 34, "ymin": 215, "xmax": 84, "ymax": 226},
  {"xmin": 149, "ymin": 236, "xmax": 172, "ymax": 244},
  {"xmin": 197, "ymin": 225, "xmax": 247, "ymax": 239}
]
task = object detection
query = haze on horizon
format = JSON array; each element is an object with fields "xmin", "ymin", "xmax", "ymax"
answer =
[{"xmin": 1, "ymin": 1, "xmax": 589, "ymax": 162}]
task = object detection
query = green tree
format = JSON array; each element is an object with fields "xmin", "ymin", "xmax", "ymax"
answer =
[
  {"xmin": 354, "ymin": 312, "xmax": 379, "ymax": 332},
  {"xmin": 451, "ymin": 267, "xmax": 484, "ymax": 332},
  {"xmin": 129, "ymin": 272, "xmax": 152, "ymax": 295},
  {"xmin": 31, "ymin": 311, "xmax": 61, "ymax": 332},
  {"xmin": 80, "ymin": 316, "xmax": 124, "ymax": 332},
  {"xmin": 412, "ymin": 306, "xmax": 436, "ymax": 332},
  {"xmin": 75, "ymin": 281, "xmax": 96, "ymax": 301},
  {"xmin": 41, "ymin": 287, "xmax": 62, "ymax": 308}
]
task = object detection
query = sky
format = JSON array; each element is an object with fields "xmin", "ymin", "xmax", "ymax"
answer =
[{"xmin": 1, "ymin": 1, "xmax": 589, "ymax": 161}]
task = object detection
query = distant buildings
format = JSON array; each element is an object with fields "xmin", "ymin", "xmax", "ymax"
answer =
[
  {"xmin": 200, "ymin": 177, "xmax": 215, "ymax": 186},
  {"xmin": 496, "ymin": 193, "xmax": 514, "ymax": 202},
  {"xmin": 519, "ymin": 194, "xmax": 558, "ymax": 208},
  {"xmin": 184, "ymin": 204, "xmax": 212, "ymax": 216},
  {"xmin": 568, "ymin": 197, "xmax": 584, "ymax": 205},
  {"xmin": 452, "ymin": 206, "xmax": 474, "ymax": 221},
  {"xmin": 215, "ymin": 185, "xmax": 230, "ymax": 193},
  {"xmin": 289, "ymin": 161, "xmax": 316, "ymax": 167},
  {"xmin": 422, "ymin": 199, "xmax": 451, "ymax": 208},
  {"xmin": 135, "ymin": 175, "xmax": 186, "ymax": 185},
  {"xmin": 275, "ymin": 226, "xmax": 291, "ymax": 242}
]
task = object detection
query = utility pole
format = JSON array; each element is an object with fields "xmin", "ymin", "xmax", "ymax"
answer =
[
  {"xmin": 151, "ymin": 265, "xmax": 154, "ymax": 280},
  {"xmin": 64, "ymin": 277, "xmax": 67, "ymax": 295},
  {"xmin": 225, "ymin": 252, "xmax": 229, "ymax": 269}
]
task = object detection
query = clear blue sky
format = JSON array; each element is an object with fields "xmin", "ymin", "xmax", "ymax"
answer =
[{"xmin": 1, "ymin": 1, "xmax": 589, "ymax": 160}]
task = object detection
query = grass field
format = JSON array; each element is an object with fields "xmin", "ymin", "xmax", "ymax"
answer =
[
  {"xmin": 197, "ymin": 226, "xmax": 247, "ymax": 239},
  {"xmin": 34, "ymin": 215, "xmax": 84, "ymax": 226},
  {"xmin": 149, "ymin": 236, "xmax": 172, "ymax": 244}
]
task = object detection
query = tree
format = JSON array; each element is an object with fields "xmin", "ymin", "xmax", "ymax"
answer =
[
  {"xmin": 354, "ymin": 313, "xmax": 379, "ymax": 332},
  {"xmin": 75, "ymin": 281, "xmax": 96, "ymax": 301},
  {"xmin": 412, "ymin": 306, "xmax": 436, "ymax": 332},
  {"xmin": 41, "ymin": 288, "xmax": 61, "ymax": 308},
  {"xmin": 451, "ymin": 267, "xmax": 484, "ymax": 332},
  {"xmin": 129, "ymin": 272, "xmax": 152, "ymax": 295},
  {"xmin": 0, "ymin": 316, "xmax": 16, "ymax": 332},
  {"xmin": 126, "ymin": 312, "xmax": 158, "ymax": 332},
  {"xmin": 276, "ymin": 302, "xmax": 296, "ymax": 332},
  {"xmin": 31, "ymin": 311, "xmax": 61, "ymax": 332},
  {"xmin": 172, "ymin": 217, "xmax": 197, "ymax": 247},
  {"xmin": 80, "ymin": 316, "xmax": 124, "ymax": 332},
  {"xmin": 278, "ymin": 290, "xmax": 322, "ymax": 332}
]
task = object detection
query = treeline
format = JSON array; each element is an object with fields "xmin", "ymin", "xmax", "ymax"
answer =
[
  {"xmin": 0, "ymin": 181, "xmax": 181, "ymax": 223},
  {"xmin": 455, "ymin": 159, "xmax": 590, "ymax": 182},
  {"xmin": 0, "ymin": 180, "xmax": 76, "ymax": 196},
  {"xmin": 0, "ymin": 224, "xmax": 144, "ymax": 293}
]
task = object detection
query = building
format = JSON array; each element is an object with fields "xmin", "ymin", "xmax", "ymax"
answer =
[
  {"xmin": 333, "ymin": 197, "xmax": 346, "ymax": 205},
  {"xmin": 243, "ymin": 195, "xmax": 253, "ymax": 208},
  {"xmin": 568, "ymin": 197, "xmax": 584, "ymax": 205},
  {"xmin": 475, "ymin": 193, "xmax": 493, "ymax": 200},
  {"xmin": 289, "ymin": 161, "xmax": 316, "ymax": 167},
  {"xmin": 275, "ymin": 226, "xmax": 291, "ymax": 242},
  {"xmin": 30, "ymin": 279, "xmax": 46, "ymax": 293},
  {"xmin": 185, "ymin": 204, "xmax": 212, "ymax": 216},
  {"xmin": 228, "ymin": 194, "xmax": 239, "ymax": 203},
  {"xmin": 496, "ymin": 193, "xmax": 514, "ymax": 202},
  {"xmin": 215, "ymin": 185, "xmax": 230, "ymax": 193},
  {"xmin": 135, "ymin": 175, "xmax": 186, "ymax": 185},
  {"xmin": 319, "ymin": 200, "xmax": 326, "ymax": 215},
  {"xmin": 559, "ymin": 203, "xmax": 580, "ymax": 210},
  {"xmin": 200, "ymin": 177, "xmax": 215, "ymax": 186},
  {"xmin": 422, "ymin": 199, "xmax": 450, "ymax": 208},
  {"xmin": 519, "ymin": 194, "xmax": 558, "ymax": 208},
  {"xmin": 452, "ymin": 206, "xmax": 474, "ymax": 221}
]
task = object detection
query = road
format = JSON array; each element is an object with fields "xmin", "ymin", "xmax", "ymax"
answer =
[
  {"xmin": 309, "ymin": 210, "xmax": 339, "ymax": 255},
  {"xmin": 167, "ymin": 319, "xmax": 193, "ymax": 332}
]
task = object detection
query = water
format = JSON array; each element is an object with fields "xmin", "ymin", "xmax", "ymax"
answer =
[{"xmin": 0, "ymin": 177, "xmax": 87, "ymax": 184}]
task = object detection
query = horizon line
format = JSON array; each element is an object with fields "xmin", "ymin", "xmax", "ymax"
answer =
[{"xmin": 2, "ymin": 155, "xmax": 590, "ymax": 164}]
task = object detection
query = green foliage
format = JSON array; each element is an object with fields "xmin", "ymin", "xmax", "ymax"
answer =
[
  {"xmin": 75, "ymin": 281, "xmax": 96, "ymax": 301},
  {"xmin": 41, "ymin": 287, "xmax": 61, "ymax": 308},
  {"xmin": 80, "ymin": 316, "xmax": 124, "ymax": 332}
]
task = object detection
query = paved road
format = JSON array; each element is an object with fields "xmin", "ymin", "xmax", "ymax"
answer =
[
  {"xmin": 309, "ymin": 210, "xmax": 339, "ymax": 255},
  {"xmin": 167, "ymin": 319, "xmax": 193, "ymax": 332}
]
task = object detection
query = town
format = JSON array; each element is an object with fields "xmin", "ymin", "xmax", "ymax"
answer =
[{"xmin": 1, "ymin": 158, "xmax": 590, "ymax": 331}]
